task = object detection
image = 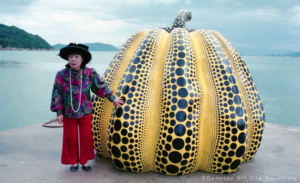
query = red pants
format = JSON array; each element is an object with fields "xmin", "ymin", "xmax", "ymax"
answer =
[{"xmin": 61, "ymin": 114, "xmax": 95, "ymax": 165}]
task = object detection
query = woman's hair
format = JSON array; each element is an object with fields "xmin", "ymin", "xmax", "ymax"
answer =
[{"xmin": 65, "ymin": 51, "xmax": 89, "ymax": 69}]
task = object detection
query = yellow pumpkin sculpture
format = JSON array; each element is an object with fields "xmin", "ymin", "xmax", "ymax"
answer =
[{"xmin": 92, "ymin": 9, "xmax": 265, "ymax": 175}]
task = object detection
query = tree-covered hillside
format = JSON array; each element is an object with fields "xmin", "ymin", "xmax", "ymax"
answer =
[{"xmin": 0, "ymin": 24, "xmax": 53, "ymax": 50}]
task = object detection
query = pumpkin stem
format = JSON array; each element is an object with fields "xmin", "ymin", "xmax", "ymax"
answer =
[{"xmin": 172, "ymin": 9, "xmax": 192, "ymax": 28}]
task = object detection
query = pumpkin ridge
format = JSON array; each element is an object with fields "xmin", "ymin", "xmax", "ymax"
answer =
[
  {"xmin": 154, "ymin": 28, "xmax": 202, "ymax": 175},
  {"xmin": 194, "ymin": 30, "xmax": 223, "ymax": 173},
  {"xmin": 210, "ymin": 31, "xmax": 265, "ymax": 162},
  {"xmin": 195, "ymin": 30, "xmax": 249, "ymax": 173},
  {"xmin": 190, "ymin": 30, "xmax": 219, "ymax": 173},
  {"xmin": 107, "ymin": 29, "xmax": 164, "ymax": 172},
  {"xmin": 209, "ymin": 30, "xmax": 252, "ymax": 163},
  {"xmin": 93, "ymin": 30, "xmax": 149, "ymax": 157},
  {"xmin": 144, "ymin": 30, "xmax": 170, "ymax": 172}
]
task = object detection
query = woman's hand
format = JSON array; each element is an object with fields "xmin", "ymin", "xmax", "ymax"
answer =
[
  {"xmin": 57, "ymin": 114, "xmax": 64, "ymax": 124},
  {"xmin": 113, "ymin": 98, "xmax": 124, "ymax": 107}
]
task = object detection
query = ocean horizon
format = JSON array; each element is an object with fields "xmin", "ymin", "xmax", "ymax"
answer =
[{"xmin": 0, "ymin": 50, "xmax": 299, "ymax": 131}]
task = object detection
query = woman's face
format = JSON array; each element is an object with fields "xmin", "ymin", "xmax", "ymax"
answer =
[{"xmin": 68, "ymin": 53, "xmax": 83, "ymax": 70}]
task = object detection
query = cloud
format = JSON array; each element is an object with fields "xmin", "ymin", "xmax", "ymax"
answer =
[
  {"xmin": 1, "ymin": 0, "xmax": 300, "ymax": 53},
  {"xmin": 0, "ymin": 0, "xmax": 37, "ymax": 14}
]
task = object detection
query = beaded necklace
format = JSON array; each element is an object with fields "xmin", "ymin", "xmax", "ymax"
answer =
[{"xmin": 70, "ymin": 69, "xmax": 82, "ymax": 112}]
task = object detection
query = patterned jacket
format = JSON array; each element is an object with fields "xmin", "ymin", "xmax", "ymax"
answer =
[{"xmin": 51, "ymin": 67, "xmax": 115, "ymax": 118}]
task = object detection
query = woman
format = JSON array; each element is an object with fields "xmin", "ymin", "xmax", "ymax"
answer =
[{"xmin": 51, "ymin": 43, "xmax": 123, "ymax": 172}]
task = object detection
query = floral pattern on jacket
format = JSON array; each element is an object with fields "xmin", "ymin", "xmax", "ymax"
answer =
[{"xmin": 51, "ymin": 67, "xmax": 115, "ymax": 119}]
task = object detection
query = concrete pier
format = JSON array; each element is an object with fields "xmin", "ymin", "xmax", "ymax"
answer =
[{"xmin": 0, "ymin": 122, "xmax": 299, "ymax": 183}]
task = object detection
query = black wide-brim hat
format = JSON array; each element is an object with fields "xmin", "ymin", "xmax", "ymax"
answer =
[{"xmin": 59, "ymin": 43, "xmax": 92, "ymax": 63}]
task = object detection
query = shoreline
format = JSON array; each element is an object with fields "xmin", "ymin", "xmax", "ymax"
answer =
[{"xmin": 1, "ymin": 50, "xmax": 299, "ymax": 56}]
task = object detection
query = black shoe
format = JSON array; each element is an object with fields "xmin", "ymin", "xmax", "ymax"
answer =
[
  {"xmin": 82, "ymin": 164, "xmax": 91, "ymax": 172},
  {"xmin": 70, "ymin": 164, "xmax": 79, "ymax": 172}
]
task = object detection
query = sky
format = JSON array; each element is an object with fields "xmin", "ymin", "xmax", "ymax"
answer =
[{"xmin": 1, "ymin": 0, "xmax": 300, "ymax": 55}]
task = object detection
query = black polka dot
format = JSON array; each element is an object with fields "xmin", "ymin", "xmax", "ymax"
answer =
[
  {"xmin": 178, "ymin": 45, "xmax": 185, "ymax": 51},
  {"xmin": 121, "ymin": 129, "xmax": 128, "ymax": 136},
  {"xmin": 236, "ymin": 146, "xmax": 245, "ymax": 157},
  {"xmin": 125, "ymin": 74, "xmax": 133, "ymax": 83},
  {"xmin": 165, "ymin": 144, "xmax": 171, "ymax": 151},
  {"xmin": 223, "ymin": 59, "xmax": 229, "ymax": 65},
  {"xmin": 114, "ymin": 119, "xmax": 121, "ymax": 131},
  {"xmin": 183, "ymin": 153, "xmax": 189, "ymax": 159},
  {"xmin": 129, "ymin": 65, "xmax": 136, "ymax": 73},
  {"xmin": 236, "ymin": 107, "xmax": 243, "ymax": 117},
  {"xmin": 113, "ymin": 159, "xmax": 124, "ymax": 168},
  {"xmin": 238, "ymin": 132, "xmax": 246, "ymax": 144},
  {"xmin": 112, "ymin": 146, "xmax": 121, "ymax": 158},
  {"xmin": 123, "ymin": 121, "xmax": 129, "ymax": 127},
  {"xmin": 113, "ymin": 133, "xmax": 121, "ymax": 144},
  {"xmin": 231, "ymin": 113, "xmax": 236, "ymax": 119},
  {"xmin": 176, "ymin": 111, "xmax": 186, "ymax": 122},
  {"xmin": 172, "ymin": 91, "xmax": 177, "ymax": 97},
  {"xmin": 177, "ymin": 77, "xmax": 186, "ymax": 86},
  {"xmin": 178, "ymin": 40, "xmax": 184, "ymax": 44},
  {"xmin": 172, "ymin": 138, "xmax": 184, "ymax": 150},
  {"xmin": 222, "ymin": 165, "xmax": 229, "ymax": 170},
  {"xmin": 122, "ymin": 154, "xmax": 129, "ymax": 161},
  {"xmin": 178, "ymin": 88, "xmax": 188, "ymax": 98},
  {"xmin": 237, "ymin": 119, "xmax": 245, "ymax": 130},
  {"xmin": 174, "ymin": 124, "xmax": 186, "ymax": 136},
  {"xmin": 234, "ymin": 96, "xmax": 241, "ymax": 105},
  {"xmin": 172, "ymin": 98, "xmax": 178, "ymax": 103},
  {"xmin": 175, "ymin": 68, "xmax": 184, "ymax": 76},
  {"xmin": 185, "ymin": 145, "xmax": 191, "ymax": 151},
  {"xmin": 170, "ymin": 120, "xmax": 176, "ymax": 126},
  {"xmin": 122, "ymin": 85, "xmax": 129, "ymax": 94},
  {"xmin": 122, "ymin": 137, "xmax": 128, "ymax": 144},
  {"xmin": 167, "ymin": 135, "xmax": 172, "ymax": 142},
  {"xmin": 260, "ymin": 103, "xmax": 264, "ymax": 111},
  {"xmin": 232, "ymin": 85, "xmax": 239, "ymax": 94},
  {"xmin": 225, "ymin": 158, "xmax": 232, "ymax": 164},
  {"xmin": 116, "ymin": 108, "xmax": 123, "ymax": 118},
  {"xmin": 178, "ymin": 99, "xmax": 188, "ymax": 109},
  {"xmin": 230, "ymin": 143, "xmax": 237, "ymax": 149},
  {"xmin": 161, "ymin": 157, "xmax": 168, "ymax": 164},
  {"xmin": 230, "ymin": 159, "xmax": 241, "ymax": 170},
  {"xmin": 178, "ymin": 52, "xmax": 185, "ymax": 58},
  {"xmin": 166, "ymin": 165, "xmax": 179, "ymax": 174},
  {"xmin": 121, "ymin": 146, "xmax": 127, "ymax": 152},
  {"xmin": 123, "ymin": 113, "xmax": 129, "ymax": 119},
  {"xmin": 226, "ymin": 67, "xmax": 232, "ymax": 74},
  {"xmin": 133, "ymin": 56, "xmax": 140, "ymax": 63},
  {"xmin": 177, "ymin": 59, "xmax": 185, "ymax": 67},
  {"xmin": 171, "ymin": 105, "xmax": 177, "ymax": 111},
  {"xmin": 169, "ymin": 151, "xmax": 182, "ymax": 163},
  {"xmin": 229, "ymin": 75, "xmax": 236, "ymax": 84},
  {"xmin": 136, "ymin": 51, "xmax": 143, "ymax": 56}
]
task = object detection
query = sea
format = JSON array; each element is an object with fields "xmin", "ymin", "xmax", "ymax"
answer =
[{"xmin": 0, "ymin": 51, "xmax": 299, "ymax": 131}]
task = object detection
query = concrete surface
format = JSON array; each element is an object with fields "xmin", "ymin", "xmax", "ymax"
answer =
[{"xmin": 0, "ymin": 122, "xmax": 299, "ymax": 183}]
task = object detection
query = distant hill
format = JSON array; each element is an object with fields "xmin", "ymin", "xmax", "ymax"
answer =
[
  {"xmin": 52, "ymin": 43, "xmax": 118, "ymax": 51},
  {"xmin": 266, "ymin": 52, "xmax": 300, "ymax": 57},
  {"xmin": 0, "ymin": 24, "xmax": 53, "ymax": 50}
]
